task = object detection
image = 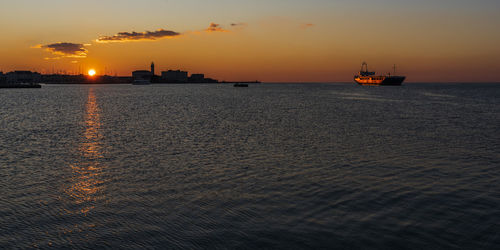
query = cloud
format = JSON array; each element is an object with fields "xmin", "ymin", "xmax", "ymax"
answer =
[
  {"xmin": 33, "ymin": 42, "xmax": 89, "ymax": 58},
  {"xmin": 96, "ymin": 29, "xmax": 181, "ymax": 43},
  {"xmin": 230, "ymin": 22, "xmax": 248, "ymax": 30},
  {"xmin": 231, "ymin": 22, "xmax": 247, "ymax": 27},
  {"xmin": 301, "ymin": 23, "xmax": 315, "ymax": 29},
  {"xmin": 32, "ymin": 24, "xmax": 233, "ymax": 61},
  {"xmin": 44, "ymin": 57, "xmax": 62, "ymax": 60},
  {"xmin": 206, "ymin": 23, "xmax": 229, "ymax": 33}
]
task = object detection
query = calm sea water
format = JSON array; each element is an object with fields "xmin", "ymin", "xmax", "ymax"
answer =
[{"xmin": 1, "ymin": 83, "xmax": 499, "ymax": 249}]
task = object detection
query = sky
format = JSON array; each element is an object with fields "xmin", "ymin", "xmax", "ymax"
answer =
[{"xmin": 0, "ymin": 0, "xmax": 499, "ymax": 82}]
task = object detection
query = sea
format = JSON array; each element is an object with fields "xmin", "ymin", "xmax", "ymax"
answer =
[{"xmin": 1, "ymin": 83, "xmax": 499, "ymax": 249}]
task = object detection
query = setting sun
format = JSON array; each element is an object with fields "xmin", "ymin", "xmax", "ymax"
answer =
[{"xmin": 88, "ymin": 69, "xmax": 96, "ymax": 76}]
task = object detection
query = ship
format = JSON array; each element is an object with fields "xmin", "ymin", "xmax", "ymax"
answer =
[
  {"xmin": 233, "ymin": 83, "xmax": 249, "ymax": 87},
  {"xmin": 354, "ymin": 62, "xmax": 405, "ymax": 86}
]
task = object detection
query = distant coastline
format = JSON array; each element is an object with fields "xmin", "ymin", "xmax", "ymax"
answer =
[{"xmin": 1, "ymin": 62, "xmax": 261, "ymax": 85}]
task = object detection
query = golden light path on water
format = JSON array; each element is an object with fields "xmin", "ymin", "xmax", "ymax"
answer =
[{"xmin": 65, "ymin": 88, "xmax": 105, "ymax": 216}]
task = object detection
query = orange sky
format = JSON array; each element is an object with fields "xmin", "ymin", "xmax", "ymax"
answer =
[{"xmin": 1, "ymin": 0, "xmax": 499, "ymax": 82}]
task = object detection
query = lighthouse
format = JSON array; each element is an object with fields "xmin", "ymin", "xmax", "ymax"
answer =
[{"xmin": 151, "ymin": 62, "xmax": 155, "ymax": 76}]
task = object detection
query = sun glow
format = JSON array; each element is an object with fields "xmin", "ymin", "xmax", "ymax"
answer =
[{"xmin": 88, "ymin": 69, "xmax": 96, "ymax": 76}]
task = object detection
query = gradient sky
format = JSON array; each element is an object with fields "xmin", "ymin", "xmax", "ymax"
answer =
[{"xmin": 1, "ymin": 0, "xmax": 499, "ymax": 82}]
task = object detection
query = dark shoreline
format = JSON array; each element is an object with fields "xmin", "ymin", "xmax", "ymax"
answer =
[{"xmin": 0, "ymin": 84, "xmax": 42, "ymax": 88}]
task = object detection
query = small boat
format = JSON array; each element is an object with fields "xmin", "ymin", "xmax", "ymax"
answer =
[
  {"xmin": 354, "ymin": 62, "xmax": 405, "ymax": 86},
  {"xmin": 234, "ymin": 83, "xmax": 249, "ymax": 87}
]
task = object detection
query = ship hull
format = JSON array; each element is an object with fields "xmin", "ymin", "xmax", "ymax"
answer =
[{"xmin": 354, "ymin": 76, "xmax": 405, "ymax": 86}]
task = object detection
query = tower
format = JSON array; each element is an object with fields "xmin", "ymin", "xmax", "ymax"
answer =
[{"xmin": 151, "ymin": 62, "xmax": 155, "ymax": 76}]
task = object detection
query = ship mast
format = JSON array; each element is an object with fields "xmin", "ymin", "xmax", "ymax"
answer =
[{"xmin": 361, "ymin": 62, "xmax": 368, "ymax": 72}]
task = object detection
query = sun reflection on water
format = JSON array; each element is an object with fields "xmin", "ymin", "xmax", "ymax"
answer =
[{"xmin": 65, "ymin": 88, "xmax": 105, "ymax": 215}]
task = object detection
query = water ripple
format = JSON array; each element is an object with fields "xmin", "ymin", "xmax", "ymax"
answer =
[{"xmin": 1, "ymin": 83, "xmax": 499, "ymax": 249}]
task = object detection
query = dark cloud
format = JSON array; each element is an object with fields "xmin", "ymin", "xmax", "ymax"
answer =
[
  {"xmin": 230, "ymin": 22, "xmax": 248, "ymax": 30},
  {"xmin": 206, "ymin": 23, "xmax": 228, "ymax": 32},
  {"xmin": 32, "ymin": 24, "xmax": 232, "ymax": 61},
  {"xmin": 231, "ymin": 22, "xmax": 247, "ymax": 27},
  {"xmin": 96, "ymin": 29, "xmax": 181, "ymax": 43},
  {"xmin": 33, "ymin": 42, "xmax": 88, "ymax": 58}
]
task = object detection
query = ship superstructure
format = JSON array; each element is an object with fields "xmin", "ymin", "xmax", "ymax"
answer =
[{"xmin": 354, "ymin": 62, "xmax": 405, "ymax": 86}]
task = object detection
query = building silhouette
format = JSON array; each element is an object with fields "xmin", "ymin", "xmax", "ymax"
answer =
[
  {"xmin": 162, "ymin": 70, "xmax": 188, "ymax": 83},
  {"xmin": 131, "ymin": 63, "xmax": 219, "ymax": 84},
  {"xmin": 189, "ymin": 74, "xmax": 205, "ymax": 82},
  {"xmin": 6, "ymin": 71, "xmax": 41, "ymax": 84},
  {"xmin": 132, "ymin": 70, "xmax": 153, "ymax": 83},
  {"xmin": 0, "ymin": 70, "xmax": 42, "ymax": 88}
]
